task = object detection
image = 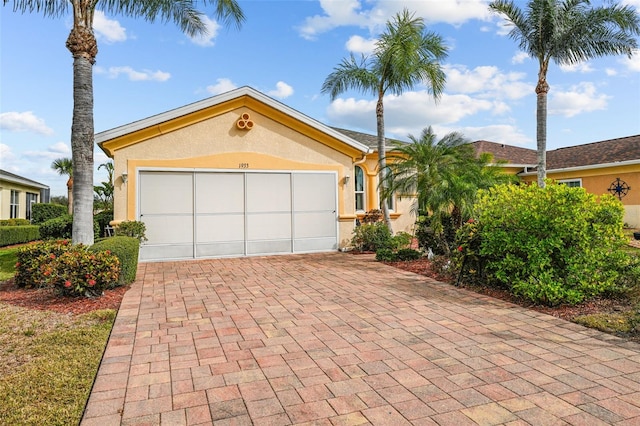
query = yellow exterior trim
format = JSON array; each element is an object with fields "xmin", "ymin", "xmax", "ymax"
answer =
[{"xmin": 101, "ymin": 95, "xmax": 365, "ymax": 160}]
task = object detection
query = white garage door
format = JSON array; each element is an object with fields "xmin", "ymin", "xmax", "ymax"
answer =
[{"xmin": 139, "ymin": 171, "xmax": 337, "ymax": 261}]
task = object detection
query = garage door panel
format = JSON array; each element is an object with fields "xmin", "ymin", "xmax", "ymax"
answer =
[
  {"xmin": 140, "ymin": 244, "xmax": 194, "ymax": 261},
  {"xmin": 247, "ymin": 212, "xmax": 291, "ymax": 240},
  {"xmin": 143, "ymin": 215, "xmax": 193, "ymax": 245},
  {"xmin": 294, "ymin": 237, "xmax": 337, "ymax": 252},
  {"xmin": 140, "ymin": 172, "xmax": 193, "ymax": 214},
  {"xmin": 196, "ymin": 173, "xmax": 243, "ymax": 213},
  {"xmin": 247, "ymin": 240, "xmax": 292, "ymax": 255},
  {"xmin": 196, "ymin": 214, "xmax": 244, "ymax": 242},
  {"xmin": 197, "ymin": 242, "xmax": 245, "ymax": 257},
  {"xmin": 247, "ymin": 173, "xmax": 290, "ymax": 212},
  {"xmin": 293, "ymin": 173, "xmax": 336, "ymax": 211},
  {"xmin": 294, "ymin": 212, "xmax": 336, "ymax": 238}
]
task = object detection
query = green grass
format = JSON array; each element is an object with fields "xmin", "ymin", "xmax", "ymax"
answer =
[
  {"xmin": 0, "ymin": 305, "xmax": 116, "ymax": 425},
  {"xmin": 0, "ymin": 247, "xmax": 19, "ymax": 281}
]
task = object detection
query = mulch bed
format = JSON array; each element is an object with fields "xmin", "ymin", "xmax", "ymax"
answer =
[
  {"xmin": 383, "ymin": 257, "xmax": 635, "ymax": 324},
  {"xmin": 0, "ymin": 278, "xmax": 127, "ymax": 315}
]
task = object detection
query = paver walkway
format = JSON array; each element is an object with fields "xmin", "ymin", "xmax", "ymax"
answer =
[{"xmin": 82, "ymin": 253, "xmax": 640, "ymax": 425}]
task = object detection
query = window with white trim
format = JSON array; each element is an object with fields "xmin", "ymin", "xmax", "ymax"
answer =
[
  {"xmin": 558, "ymin": 179, "xmax": 582, "ymax": 188},
  {"xmin": 10, "ymin": 190, "xmax": 19, "ymax": 219},
  {"xmin": 355, "ymin": 166, "xmax": 365, "ymax": 211}
]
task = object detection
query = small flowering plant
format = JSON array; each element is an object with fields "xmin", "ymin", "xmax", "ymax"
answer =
[
  {"xmin": 52, "ymin": 249, "xmax": 120, "ymax": 297},
  {"xmin": 15, "ymin": 240, "xmax": 120, "ymax": 297}
]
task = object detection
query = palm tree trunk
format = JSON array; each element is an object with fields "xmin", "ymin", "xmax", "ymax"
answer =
[
  {"xmin": 67, "ymin": 177, "xmax": 73, "ymax": 215},
  {"xmin": 535, "ymin": 72, "xmax": 549, "ymax": 188},
  {"xmin": 67, "ymin": 22, "xmax": 97, "ymax": 246},
  {"xmin": 376, "ymin": 95, "xmax": 393, "ymax": 232}
]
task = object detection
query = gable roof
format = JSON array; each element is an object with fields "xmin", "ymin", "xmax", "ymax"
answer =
[
  {"xmin": 0, "ymin": 169, "xmax": 49, "ymax": 189},
  {"xmin": 97, "ymin": 86, "xmax": 371, "ymax": 157},
  {"xmin": 470, "ymin": 140, "xmax": 538, "ymax": 166},
  {"xmin": 330, "ymin": 127, "xmax": 406, "ymax": 152},
  {"xmin": 472, "ymin": 135, "xmax": 640, "ymax": 172}
]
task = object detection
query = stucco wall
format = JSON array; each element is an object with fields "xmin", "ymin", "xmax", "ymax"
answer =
[{"xmin": 108, "ymin": 107, "xmax": 408, "ymax": 249}]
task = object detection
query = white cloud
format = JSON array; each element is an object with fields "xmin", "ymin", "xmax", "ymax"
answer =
[
  {"xmin": 605, "ymin": 68, "xmax": 618, "ymax": 76},
  {"xmin": 346, "ymin": 35, "xmax": 377, "ymax": 54},
  {"xmin": 206, "ymin": 78, "xmax": 237, "ymax": 95},
  {"xmin": 621, "ymin": 0, "xmax": 640, "ymax": 9},
  {"xmin": 267, "ymin": 81, "xmax": 294, "ymax": 99},
  {"xmin": 619, "ymin": 50, "xmax": 640, "ymax": 72},
  {"xmin": 445, "ymin": 64, "xmax": 533, "ymax": 100},
  {"xmin": 298, "ymin": 0, "xmax": 490, "ymax": 40},
  {"xmin": 560, "ymin": 62, "xmax": 594, "ymax": 73},
  {"xmin": 432, "ymin": 124, "xmax": 532, "ymax": 146},
  {"xmin": 511, "ymin": 51, "xmax": 528, "ymax": 64},
  {"xmin": 0, "ymin": 111, "xmax": 54, "ymax": 135},
  {"xmin": 24, "ymin": 142, "xmax": 71, "ymax": 161},
  {"xmin": 548, "ymin": 82, "xmax": 610, "ymax": 117},
  {"xmin": 326, "ymin": 90, "xmax": 498, "ymax": 137},
  {"xmin": 0, "ymin": 143, "xmax": 16, "ymax": 162},
  {"xmin": 96, "ymin": 66, "xmax": 171, "ymax": 82},
  {"xmin": 188, "ymin": 15, "xmax": 221, "ymax": 47},
  {"xmin": 93, "ymin": 11, "xmax": 126, "ymax": 43}
]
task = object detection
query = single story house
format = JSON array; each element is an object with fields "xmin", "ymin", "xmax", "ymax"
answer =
[
  {"xmin": 473, "ymin": 135, "xmax": 640, "ymax": 227},
  {"xmin": 97, "ymin": 86, "xmax": 415, "ymax": 261},
  {"xmin": 0, "ymin": 169, "xmax": 50, "ymax": 221}
]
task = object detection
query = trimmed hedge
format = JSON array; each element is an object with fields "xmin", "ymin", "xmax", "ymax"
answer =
[
  {"xmin": 90, "ymin": 236, "xmax": 139, "ymax": 285},
  {"xmin": 31, "ymin": 203, "xmax": 67, "ymax": 224},
  {"xmin": 0, "ymin": 225, "xmax": 40, "ymax": 247},
  {"xmin": 39, "ymin": 215, "xmax": 100, "ymax": 240},
  {"xmin": 0, "ymin": 219, "xmax": 31, "ymax": 226}
]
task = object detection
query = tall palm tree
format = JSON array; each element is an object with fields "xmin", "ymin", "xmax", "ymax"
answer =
[
  {"xmin": 321, "ymin": 8, "xmax": 448, "ymax": 232},
  {"xmin": 489, "ymin": 0, "xmax": 639, "ymax": 188},
  {"xmin": 51, "ymin": 157, "xmax": 73, "ymax": 214},
  {"xmin": 5, "ymin": 0, "xmax": 245, "ymax": 245}
]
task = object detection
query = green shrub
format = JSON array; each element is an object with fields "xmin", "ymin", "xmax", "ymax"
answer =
[
  {"xmin": 39, "ymin": 215, "xmax": 73, "ymax": 239},
  {"xmin": 15, "ymin": 240, "xmax": 75, "ymax": 288},
  {"xmin": 375, "ymin": 248, "xmax": 397, "ymax": 261},
  {"xmin": 396, "ymin": 248, "xmax": 422, "ymax": 261},
  {"xmin": 0, "ymin": 219, "xmax": 31, "ymax": 226},
  {"xmin": 39, "ymin": 215, "xmax": 100, "ymax": 240},
  {"xmin": 115, "ymin": 220, "xmax": 147, "ymax": 242},
  {"xmin": 0, "ymin": 226, "xmax": 40, "ymax": 247},
  {"xmin": 94, "ymin": 210, "xmax": 114, "ymax": 238},
  {"xmin": 469, "ymin": 182, "xmax": 627, "ymax": 306},
  {"xmin": 31, "ymin": 203, "xmax": 67, "ymax": 224},
  {"xmin": 351, "ymin": 222, "xmax": 392, "ymax": 252},
  {"xmin": 415, "ymin": 214, "xmax": 457, "ymax": 255},
  {"xmin": 90, "ymin": 236, "xmax": 139, "ymax": 285},
  {"xmin": 390, "ymin": 232, "xmax": 413, "ymax": 251},
  {"xmin": 15, "ymin": 240, "xmax": 120, "ymax": 296}
]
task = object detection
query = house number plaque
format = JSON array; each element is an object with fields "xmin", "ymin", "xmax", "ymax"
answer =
[{"xmin": 239, "ymin": 163, "xmax": 249, "ymax": 169}]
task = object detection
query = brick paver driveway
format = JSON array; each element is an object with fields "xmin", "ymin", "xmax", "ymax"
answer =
[{"xmin": 82, "ymin": 253, "xmax": 640, "ymax": 425}]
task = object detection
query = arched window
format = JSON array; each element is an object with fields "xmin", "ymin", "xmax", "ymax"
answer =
[{"xmin": 355, "ymin": 166, "xmax": 365, "ymax": 211}]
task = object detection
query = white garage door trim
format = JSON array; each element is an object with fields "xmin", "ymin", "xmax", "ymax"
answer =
[{"xmin": 138, "ymin": 169, "xmax": 338, "ymax": 261}]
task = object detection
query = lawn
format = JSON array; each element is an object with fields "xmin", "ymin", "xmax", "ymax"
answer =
[{"xmin": 0, "ymin": 245, "xmax": 118, "ymax": 426}]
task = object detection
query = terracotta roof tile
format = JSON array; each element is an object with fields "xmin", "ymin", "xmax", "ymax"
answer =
[{"xmin": 471, "ymin": 135, "xmax": 640, "ymax": 170}]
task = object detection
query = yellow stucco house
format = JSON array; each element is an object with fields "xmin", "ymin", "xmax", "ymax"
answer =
[
  {"xmin": 473, "ymin": 136, "xmax": 640, "ymax": 227},
  {"xmin": 0, "ymin": 169, "xmax": 50, "ymax": 221},
  {"xmin": 97, "ymin": 86, "xmax": 415, "ymax": 261}
]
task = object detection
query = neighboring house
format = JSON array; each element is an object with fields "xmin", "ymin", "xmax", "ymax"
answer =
[
  {"xmin": 97, "ymin": 86, "xmax": 415, "ymax": 261},
  {"xmin": 0, "ymin": 169, "xmax": 50, "ymax": 221},
  {"xmin": 472, "ymin": 135, "xmax": 640, "ymax": 227}
]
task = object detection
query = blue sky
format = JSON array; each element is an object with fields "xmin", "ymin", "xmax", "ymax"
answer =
[{"xmin": 1, "ymin": 0, "xmax": 639, "ymax": 197}]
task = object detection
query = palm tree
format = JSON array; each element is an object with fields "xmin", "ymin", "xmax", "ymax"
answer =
[
  {"xmin": 51, "ymin": 157, "xmax": 73, "ymax": 214},
  {"xmin": 385, "ymin": 127, "xmax": 511, "ymax": 231},
  {"xmin": 94, "ymin": 161, "xmax": 114, "ymax": 211},
  {"xmin": 5, "ymin": 0, "xmax": 245, "ymax": 245},
  {"xmin": 322, "ymin": 8, "xmax": 448, "ymax": 232},
  {"xmin": 489, "ymin": 0, "xmax": 639, "ymax": 188}
]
